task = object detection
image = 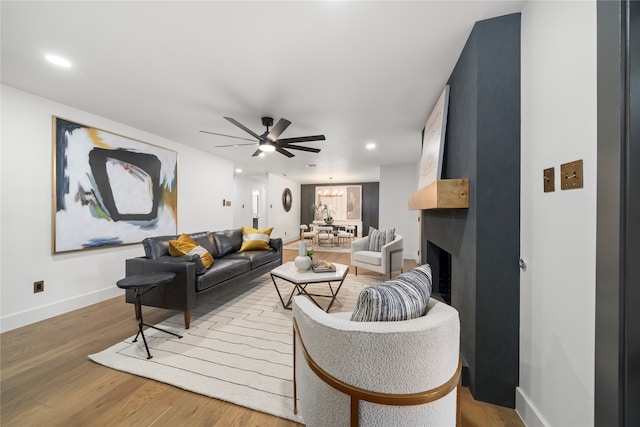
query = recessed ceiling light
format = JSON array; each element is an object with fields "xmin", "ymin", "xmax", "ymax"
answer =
[
  {"xmin": 45, "ymin": 54, "xmax": 72, "ymax": 68},
  {"xmin": 366, "ymin": 142, "xmax": 376, "ymax": 150},
  {"xmin": 235, "ymin": 168, "xmax": 242, "ymax": 173}
]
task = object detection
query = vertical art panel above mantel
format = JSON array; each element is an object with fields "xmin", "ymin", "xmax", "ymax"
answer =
[{"xmin": 52, "ymin": 116, "xmax": 177, "ymax": 253}]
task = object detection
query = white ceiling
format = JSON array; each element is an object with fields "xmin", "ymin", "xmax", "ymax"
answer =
[{"xmin": 1, "ymin": 1, "xmax": 525, "ymax": 184}]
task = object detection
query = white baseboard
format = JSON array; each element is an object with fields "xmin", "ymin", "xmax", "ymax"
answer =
[
  {"xmin": 402, "ymin": 251, "xmax": 419, "ymax": 261},
  {"xmin": 0, "ymin": 287, "xmax": 123, "ymax": 333},
  {"xmin": 516, "ymin": 387, "xmax": 549, "ymax": 427}
]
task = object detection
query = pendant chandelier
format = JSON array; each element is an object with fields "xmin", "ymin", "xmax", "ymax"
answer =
[{"xmin": 317, "ymin": 177, "xmax": 343, "ymax": 198}]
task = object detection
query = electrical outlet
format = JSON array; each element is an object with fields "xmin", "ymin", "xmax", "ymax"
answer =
[
  {"xmin": 543, "ymin": 167, "xmax": 555, "ymax": 192},
  {"xmin": 560, "ymin": 159, "xmax": 584, "ymax": 190},
  {"xmin": 34, "ymin": 280, "xmax": 44, "ymax": 293}
]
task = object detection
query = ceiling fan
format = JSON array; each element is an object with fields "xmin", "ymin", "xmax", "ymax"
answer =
[{"xmin": 200, "ymin": 116, "xmax": 325, "ymax": 158}]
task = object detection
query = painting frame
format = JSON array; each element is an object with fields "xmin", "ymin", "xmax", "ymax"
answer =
[{"xmin": 52, "ymin": 116, "xmax": 178, "ymax": 254}]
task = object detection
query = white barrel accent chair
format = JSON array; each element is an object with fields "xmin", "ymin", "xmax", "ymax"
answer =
[
  {"xmin": 350, "ymin": 233, "xmax": 404, "ymax": 279},
  {"xmin": 292, "ymin": 296, "xmax": 461, "ymax": 427}
]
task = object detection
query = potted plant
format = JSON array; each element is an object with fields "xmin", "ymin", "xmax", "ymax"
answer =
[{"xmin": 306, "ymin": 248, "xmax": 315, "ymax": 259}]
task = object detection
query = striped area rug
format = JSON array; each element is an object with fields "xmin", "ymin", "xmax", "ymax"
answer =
[
  {"xmin": 89, "ymin": 273, "xmax": 379, "ymax": 423},
  {"xmin": 283, "ymin": 240, "xmax": 352, "ymax": 253}
]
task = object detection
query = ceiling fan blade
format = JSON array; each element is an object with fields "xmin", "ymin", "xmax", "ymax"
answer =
[
  {"xmin": 199, "ymin": 130, "xmax": 256, "ymax": 142},
  {"xmin": 267, "ymin": 118, "xmax": 291, "ymax": 142},
  {"xmin": 276, "ymin": 146, "xmax": 295, "ymax": 158},
  {"xmin": 284, "ymin": 145, "xmax": 321, "ymax": 153},
  {"xmin": 224, "ymin": 117, "xmax": 264, "ymax": 140},
  {"xmin": 277, "ymin": 135, "xmax": 326, "ymax": 144},
  {"xmin": 214, "ymin": 142, "xmax": 258, "ymax": 148},
  {"xmin": 251, "ymin": 149, "xmax": 263, "ymax": 157}
]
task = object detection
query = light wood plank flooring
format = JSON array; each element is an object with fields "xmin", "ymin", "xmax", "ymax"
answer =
[{"xmin": 1, "ymin": 247, "xmax": 523, "ymax": 426}]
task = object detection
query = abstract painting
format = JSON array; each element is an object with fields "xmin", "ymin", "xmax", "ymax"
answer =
[
  {"xmin": 346, "ymin": 186, "xmax": 361, "ymax": 220},
  {"xmin": 53, "ymin": 116, "xmax": 177, "ymax": 253}
]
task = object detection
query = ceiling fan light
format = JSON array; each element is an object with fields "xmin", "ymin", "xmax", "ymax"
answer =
[{"xmin": 260, "ymin": 143, "xmax": 276, "ymax": 152}]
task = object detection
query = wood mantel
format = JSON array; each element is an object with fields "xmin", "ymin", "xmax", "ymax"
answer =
[{"xmin": 408, "ymin": 179, "xmax": 469, "ymax": 210}]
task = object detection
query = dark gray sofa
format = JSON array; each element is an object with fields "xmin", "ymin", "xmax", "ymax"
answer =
[{"xmin": 125, "ymin": 228, "xmax": 282, "ymax": 328}]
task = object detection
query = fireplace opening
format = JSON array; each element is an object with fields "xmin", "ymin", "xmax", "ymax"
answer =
[{"xmin": 426, "ymin": 241, "xmax": 452, "ymax": 305}]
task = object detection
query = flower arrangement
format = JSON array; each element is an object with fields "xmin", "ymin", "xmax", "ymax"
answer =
[
  {"xmin": 316, "ymin": 203, "xmax": 335, "ymax": 223},
  {"xmin": 306, "ymin": 248, "xmax": 315, "ymax": 258}
]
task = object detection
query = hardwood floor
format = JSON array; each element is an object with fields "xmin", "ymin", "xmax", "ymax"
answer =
[{"xmin": 1, "ymin": 248, "xmax": 523, "ymax": 426}]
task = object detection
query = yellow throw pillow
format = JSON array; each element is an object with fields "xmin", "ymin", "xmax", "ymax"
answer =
[
  {"xmin": 239, "ymin": 226, "xmax": 273, "ymax": 251},
  {"xmin": 169, "ymin": 233, "xmax": 214, "ymax": 268}
]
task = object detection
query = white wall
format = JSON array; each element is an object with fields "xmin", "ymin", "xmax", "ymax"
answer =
[
  {"xmin": 0, "ymin": 85, "xmax": 234, "ymax": 332},
  {"xmin": 519, "ymin": 2, "xmax": 597, "ymax": 426},
  {"xmin": 266, "ymin": 173, "xmax": 300, "ymax": 244},
  {"xmin": 380, "ymin": 164, "xmax": 419, "ymax": 261}
]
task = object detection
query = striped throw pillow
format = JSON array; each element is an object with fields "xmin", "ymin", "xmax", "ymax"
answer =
[
  {"xmin": 367, "ymin": 227, "xmax": 395, "ymax": 252},
  {"xmin": 239, "ymin": 226, "xmax": 273, "ymax": 251},
  {"xmin": 350, "ymin": 264, "xmax": 433, "ymax": 322}
]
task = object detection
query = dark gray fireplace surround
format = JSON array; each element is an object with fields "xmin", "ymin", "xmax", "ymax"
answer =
[{"xmin": 421, "ymin": 13, "xmax": 520, "ymax": 408}]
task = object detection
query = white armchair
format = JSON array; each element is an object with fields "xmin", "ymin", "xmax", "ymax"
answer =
[
  {"xmin": 292, "ymin": 295, "xmax": 461, "ymax": 427},
  {"xmin": 351, "ymin": 233, "xmax": 403, "ymax": 279}
]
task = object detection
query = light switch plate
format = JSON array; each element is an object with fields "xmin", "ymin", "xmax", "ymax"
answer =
[
  {"xmin": 560, "ymin": 159, "xmax": 583, "ymax": 190},
  {"xmin": 544, "ymin": 167, "xmax": 555, "ymax": 192}
]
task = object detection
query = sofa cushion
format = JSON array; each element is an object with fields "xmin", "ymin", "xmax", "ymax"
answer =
[
  {"xmin": 350, "ymin": 264, "xmax": 433, "ymax": 322},
  {"xmin": 168, "ymin": 234, "xmax": 214, "ymax": 269},
  {"xmin": 196, "ymin": 258, "xmax": 252, "ymax": 292},
  {"xmin": 213, "ymin": 228, "xmax": 243, "ymax": 257},
  {"xmin": 188, "ymin": 231, "xmax": 218, "ymax": 258},
  {"xmin": 352, "ymin": 250, "xmax": 382, "ymax": 266},
  {"xmin": 367, "ymin": 227, "xmax": 395, "ymax": 252},
  {"xmin": 157, "ymin": 254, "xmax": 207, "ymax": 275},
  {"xmin": 142, "ymin": 234, "xmax": 177, "ymax": 259},
  {"xmin": 239, "ymin": 226, "xmax": 274, "ymax": 251},
  {"xmin": 224, "ymin": 249, "xmax": 281, "ymax": 269}
]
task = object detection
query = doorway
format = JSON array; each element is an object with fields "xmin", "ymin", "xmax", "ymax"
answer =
[{"xmin": 595, "ymin": 1, "xmax": 639, "ymax": 425}]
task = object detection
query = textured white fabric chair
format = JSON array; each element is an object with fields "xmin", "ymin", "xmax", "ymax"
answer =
[
  {"xmin": 317, "ymin": 226, "xmax": 334, "ymax": 246},
  {"xmin": 336, "ymin": 229, "xmax": 352, "ymax": 246},
  {"xmin": 292, "ymin": 296, "xmax": 461, "ymax": 427},
  {"xmin": 300, "ymin": 224, "xmax": 318, "ymax": 245},
  {"xmin": 351, "ymin": 233, "xmax": 403, "ymax": 279},
  {"xmin": 345, "ymin": 225, "xmax": 356, "ymax": 239}
]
